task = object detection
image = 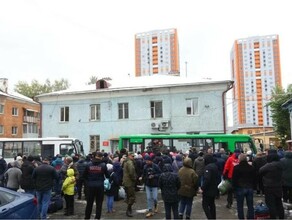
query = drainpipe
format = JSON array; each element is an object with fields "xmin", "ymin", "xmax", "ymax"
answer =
[
  {"xmin": 222, "ymin": 81, "xmax": 234, "ymax": 134},
  {"xmin": 34, "ymin": 97, "xmax": 42, "ymax": 138}
]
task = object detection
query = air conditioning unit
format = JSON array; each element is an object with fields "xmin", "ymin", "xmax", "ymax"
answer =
[
  {"xmin": 161, "ymin": 120, "xmax": 170, "ymax": 129},
  {"xmin": 151, "ymin": 122, "xmax": 159, "ymax": 129}
]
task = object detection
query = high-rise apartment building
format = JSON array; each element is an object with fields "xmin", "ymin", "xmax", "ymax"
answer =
[
  {"xmin": 231, "ymin": 34, "xmax": 282, "ymax": 127},
  {"xmin": 135, "ymin": 28, "xmax": 180, "ymax": 77}
]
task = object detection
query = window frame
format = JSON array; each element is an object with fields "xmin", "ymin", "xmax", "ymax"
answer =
[
  {"xmin": 0, "ymin": 104, "xmax": 4, "ymax": 114},
  {"xmin": 12, "ymin": 107, "xmax": 18, "ymax": 116},
  {"xmin": 118, "ymin": 103, "xmax": 129, "ymax": 119},
  {"xmin": 60, "ymin": 106, "xmax": 69, "ymax": 122},
  {"xmin": 11, "ymin": 126, "xmax": 18, "ymax": 135},
  {"xmin": 186, "ymin": 98, "xmax": 199, "ymax": 116},
  {"xmin": 90, "ymin": 104, "xmax": 100, "ymax": 121},
  {"xmin": 150, "ymin": 101, "xmax": 163, "ymax": 118},
  {"xmin": 90, "ymin": 135, "xmax": 100, "ymax": 152}
]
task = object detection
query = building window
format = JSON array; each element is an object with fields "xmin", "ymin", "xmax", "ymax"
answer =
[
  {"xmin": 118, "ymin": 103, "xmax": 129, "ymax": 119},
  {"xmin": 90, "ymin": 135, "xmax": 100, "ymax": 152},
  {"xmin": 90, "ymin": 104, "xmax": 100, "ymax": 121},
  {"xmin": 12, "ymin": 126, "xmax": 18, "ymax": 135},
  {"xmin": 0, "ymin": 104, "xmax": 4, "ymax": 114},
  {"xmin": 12, "ymin": 107, "xmax": 18, "ymax": 116},
  {"xmin": 0, "ymin": 125, "xmax": 4, "ymax": 134},
  {"xmin": 150, "ymin": 101, "xmax": 163, "ymax": 118},
  {"xmin": 186, "ymin": 98, "xmax": 199, "ymax": 115},
  {"xmin": 60, "ymin": 106, "xmax": 69, "ymax": 122},
  {"xmin": 23, "ymin": 123, "xmax": 38, "ymax": 134}
]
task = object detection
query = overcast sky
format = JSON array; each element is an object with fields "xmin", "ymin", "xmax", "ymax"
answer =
[{"xmin": 0, "ymin": 0, "xmax": 291, "ymax": 91}]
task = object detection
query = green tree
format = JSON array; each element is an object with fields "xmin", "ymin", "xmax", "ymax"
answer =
[
  {"xmin": 268, "ymin": 84, "xmax": 292, "ymax": 146},
  {"xmin": 14, "ymin": 78, "xmax": 70, "ymax": 99},
  {"xmin": 87, "ymin": 76, "xmax": 112, "ymax": 85},
  {"xmin": 87, "ymin": 76, "xmax": 98, "ymax": 85}
]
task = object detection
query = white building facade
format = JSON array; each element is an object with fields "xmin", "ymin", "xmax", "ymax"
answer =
[{"xmin": 36, "ymin": 76, "xmax": 233, "ymax": 154}]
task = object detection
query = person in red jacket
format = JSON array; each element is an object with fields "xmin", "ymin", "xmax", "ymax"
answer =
[{"xmin": 222, "ymin": 149, "xmax": 240, "ymax": 208}]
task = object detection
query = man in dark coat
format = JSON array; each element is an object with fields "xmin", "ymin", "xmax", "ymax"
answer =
[
  {"xmin": 232, "ymin": 153, "xmax": 256, "ymax": 219},
  {"xmin": 83, "ymin": 151, "xmax": 108, "ymax": 219},
  {"xmin": 281, "ymin": 151, "xmax": 292, "ymax": 203},
  {"xmin": 159, "ymin": 164, "xmax": 181, "ymax": 220},
  {"xmin": 0, "ymin": 155, "xmax": 7, "ymax": 187},
  {"xmin": 259, "ymin": 150, "xmax": 284, "ymax": 219},
  {"xmin": 32, "ymin": 157, "xmax": 58, "ymax": 220},
  {"xmin": 76, "ymin": 156, "xmax": 88, "ymax": 200},
  {"xmin": 20, "ymin": 155, "xmax": 36, "ymax": 195},
  {"xmin": 201, "ymin": 154, "xmax": 219, "ymax": 219}
]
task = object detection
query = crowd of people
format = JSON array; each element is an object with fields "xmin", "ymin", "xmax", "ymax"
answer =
[{"xmin": 0, "ymin": 145, "xmax": 291, "ymax": 219}]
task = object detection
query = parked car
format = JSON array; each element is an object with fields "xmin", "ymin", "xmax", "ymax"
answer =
[{"xmin": 0, "ymin": 187, "xmax": 37, "ymax": 219}]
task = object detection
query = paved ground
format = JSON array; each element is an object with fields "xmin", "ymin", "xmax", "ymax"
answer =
[{"xmin": 48, "ymin": 189, "xmax": 288, "ymax": 219}]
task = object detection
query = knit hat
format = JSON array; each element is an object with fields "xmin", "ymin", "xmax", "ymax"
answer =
[
  {"xmin": 144, "ymin": 155, "xmax": 152, "ymax": 161},
  {"xmin": 106, "ymin": 163, "xmax": 113, "ymax": 172}
]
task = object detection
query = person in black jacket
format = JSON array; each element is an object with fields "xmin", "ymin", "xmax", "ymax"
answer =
[
  {"xmin": 83, "ymin": 151, "xmax": 108, "ymax": 219},
  {"xmin": 0, "ymin": 155, "xmax": 7, "ymax": 187},
  {"xmin": 20, "ymin": 155, "xmax": 36, "ymax": 195},
  {"xmin": 32, "ymin": 157, "xmax": 58, "ymax": 220},
  {"xmin": 140, "ymin": 155, "xmax": 162, "ymax": 218},
  {"xmin": 76, "ymin": 156, "xmax": 88, "ymax": 200},
  {"xmin": 104, "ymin": 163, "xmax": 119, "ymax": 213},
  {"xmin": 232, "ymin": 153, "xmax": 256, "ymax": 219},
  {"xmin": 259, "ymin": 150, "xmax": 284, "ymax": 219},
  {"xmin": 201, "ymin": 154, "xmax": 219, "ymax": 220},
  {"xmin": 159, "ymin": 163, "xmax": 181, "ymax": 220}
]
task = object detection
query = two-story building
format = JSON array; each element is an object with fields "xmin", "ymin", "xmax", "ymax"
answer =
[
  {"xmin": 35, "ymin": 75, "xmax": 233, "ymax": 154},
  {"xmin": 0, "ymin": 78, "xmax": 40, "ymax": 138}
]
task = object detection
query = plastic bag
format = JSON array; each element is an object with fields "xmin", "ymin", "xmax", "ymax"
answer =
[
  {"xmin": 17, "ymin": 188, "xmax": 25, "ymax": 193},
  {"xmin": 104, "ymin": 178, "xmax": 111, "ymax": 191},
  {"xmin": 218, "ymin": 179, "xmax": 232, "ymax": 195},
  {"xmin": 118, "ymin": 186, "xmax": 126, "ymax": 199}
]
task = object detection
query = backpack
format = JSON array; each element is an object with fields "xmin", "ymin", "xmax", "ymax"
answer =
[
  {"xmin": 48, "ymin": 194, "xmax": 63, "ymax": 213},
  {"xmin": 104, "ymin": 172, "xmax": 114, "ymax": 191}
]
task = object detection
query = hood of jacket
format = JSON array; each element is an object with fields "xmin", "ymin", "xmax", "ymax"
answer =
[
  {"xmin": 162, "ymin": 163, "xmax": 173, "ymax": 172},
  {"xmin": 183, "ymin": 157, "xmax": 193, "ymax": 168},
  {"xmin": 204, "ymin": 154, "xmax": 216, "ymax": 165},
  {"xmin": 67, "ymin": 168, "xmax": 74, "ymax": 177}
]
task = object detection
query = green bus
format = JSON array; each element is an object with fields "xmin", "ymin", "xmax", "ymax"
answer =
[{"xmin": 118, "ymin": 133, "xmax": 257, "ymax": 154}]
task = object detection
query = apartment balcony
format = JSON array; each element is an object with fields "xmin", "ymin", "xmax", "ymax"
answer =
[{"xmin": 23, "ymin": 116, "xmax": 39, "ymax": 123}]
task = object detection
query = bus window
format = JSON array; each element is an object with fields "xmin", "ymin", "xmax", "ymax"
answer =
[
  {"xmin": 23, "ymin": 141, "xmax": 41, "ymax": 157},
  {"xmin": 235, "ymin": 142, "xmax": 253, "ymax": 154},
  {"xmin": 60, "ymin": 144, "xmax": 75, "ymax": 157},
  {"xmin": 4, "ymin": 142, "xmax": 22, "ymax": 158},
  {"xmin": 214, "ymin": 142, "xmax": 228, "ymax": 153}
]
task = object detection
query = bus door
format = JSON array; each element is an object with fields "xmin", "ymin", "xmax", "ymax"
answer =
[{"xmin": 41, "ymin": 144, "xmax": 54, "ymax": 159}]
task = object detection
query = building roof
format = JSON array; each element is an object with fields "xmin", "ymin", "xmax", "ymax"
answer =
[
  {"xmin": 36, "ymin": 75, "xmax": 233, "ymax": 98},
  {"xmin": 282, "ymin": 98, "xmax": 292, "ymax": 109},
  {"xmin": 0, "ymin": 89, "xmax": 38, "ymax": 104}
]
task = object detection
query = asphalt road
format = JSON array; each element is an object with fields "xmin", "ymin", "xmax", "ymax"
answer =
[{"xmin": 48, "ymin": 189, "xmax": 291, "ymax": 219}]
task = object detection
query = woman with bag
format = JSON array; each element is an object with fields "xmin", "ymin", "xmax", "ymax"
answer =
[{"xmin": 104, "ymin": 163, "xmax": 119, "ymax": 213}]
